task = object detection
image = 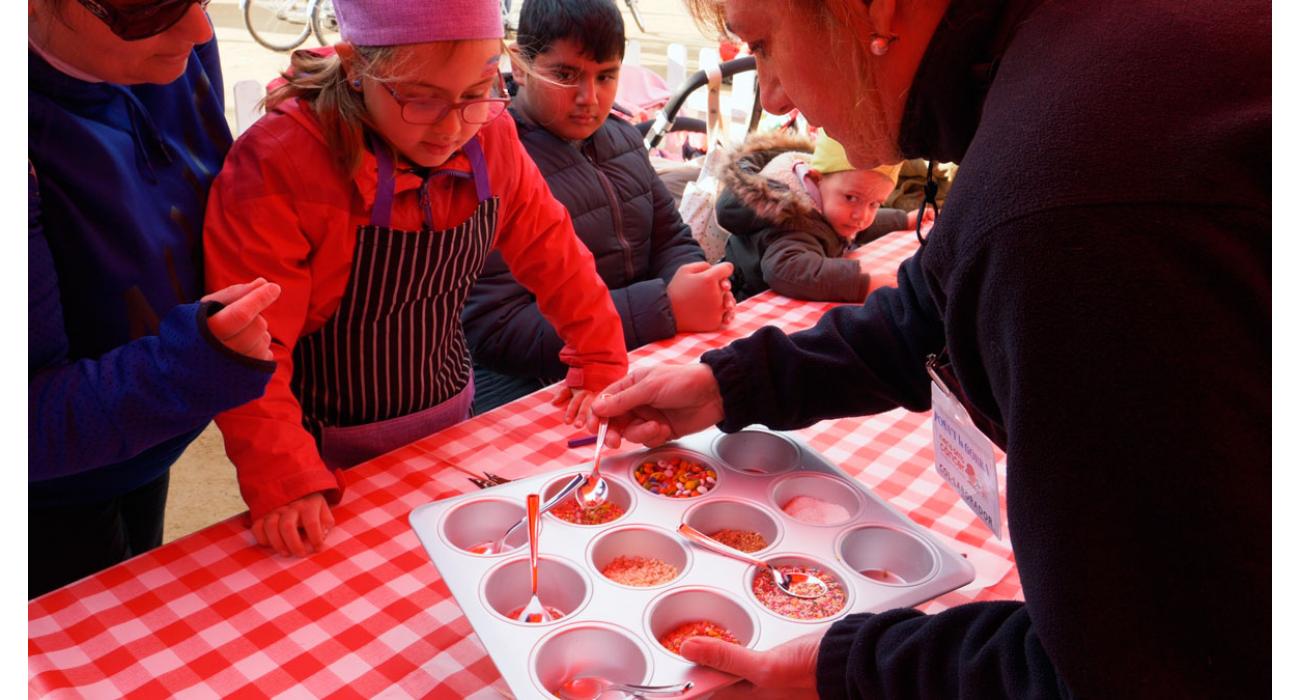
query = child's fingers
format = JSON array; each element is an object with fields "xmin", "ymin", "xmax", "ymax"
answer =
[
  {"xmin": 279, "ymin": 510, "xmax": 309, "ymax": 557},
  {"xmin": 680, "ymin": 261, "xmax": 712, "ymax": 274},
  {"xmin": 251, "ymin": 516, "xmax": 271, "ymax": 548},
  {"xmin": 301, "ymin": 507, "xmax": 328, "ymax": 553},
  {"xmin": 263, "ymin": 512, "xmax": 286, "ymax": 554},
  {"xmin": 709, "ymin": 262, "xmax": 735, "ymax": 279}
]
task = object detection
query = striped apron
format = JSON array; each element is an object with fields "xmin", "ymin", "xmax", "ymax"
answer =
[{"xmin": 292, "ymin": 138, "xmax": 497, "ymax": 469}]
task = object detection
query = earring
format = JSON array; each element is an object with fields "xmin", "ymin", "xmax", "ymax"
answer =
[
  {"xmin": 869, "ymin": 33, "xmax": 898, "ymax": 56},
  {"xmin": 351, "ymin": 78, "xmax": 363, "ymax": 90}
]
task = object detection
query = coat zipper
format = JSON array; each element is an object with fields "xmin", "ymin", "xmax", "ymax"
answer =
[{"xmin": 584, "ymin": 146, "xmax": 634, "ymax": 281}]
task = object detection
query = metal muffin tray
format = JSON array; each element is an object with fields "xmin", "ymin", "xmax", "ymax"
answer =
[{"xmin": 409, "ymin": 427, "xmax": 975, "ymax": 699}]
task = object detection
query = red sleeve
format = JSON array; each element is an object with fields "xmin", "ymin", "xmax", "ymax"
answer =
[
  {"xmin": 484, "ymin": 116, "xmax": 629, "ymax": 391},
  {"xmin": 203, "ymin": 121, "xmax": 343, "ymax": 520}
]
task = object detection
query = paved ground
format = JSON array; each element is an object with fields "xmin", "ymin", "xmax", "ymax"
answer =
[{"xmin": 163, "ymin": 0, "xmax": 717, "ymax": 543}]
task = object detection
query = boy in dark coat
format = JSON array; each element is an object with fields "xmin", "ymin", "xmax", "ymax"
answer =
[
  {"xmin": 463, "ymin": 0, "xmax": 734, "ymax": 413},
  {"xmin": 717, "ymin": 131, "xmax": 930, "ymax": 302}
]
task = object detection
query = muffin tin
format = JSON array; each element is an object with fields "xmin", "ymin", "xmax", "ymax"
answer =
[{"xmin": 409, "ymin": 427, "xmax": 975, "ymax": 699}]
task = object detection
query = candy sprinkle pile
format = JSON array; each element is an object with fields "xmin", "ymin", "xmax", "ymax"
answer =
[
  {"xmin": 551, "ymin": 499, "xmax": 625, "ymax": 525},
  {"xmin": 709, "ymin": 528, "xmax": 768, "ymax": 553},
  {"xmin": 633, "ymin": 456, "xmax": 717, "ymax": 498},
  {"xmin": 600, "ymin": 555, "xmax": 679, "ymax": 586},
  {"xmin": 658, "ymin": 620, "xmax": 741, "ymax": 655},
  {"xmin": 752, "ymin": 564, "xmax": 847, "ymax": 620}
]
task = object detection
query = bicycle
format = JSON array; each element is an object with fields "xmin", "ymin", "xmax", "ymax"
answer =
[{"xmin": 242, "ymin": 0, "xmax": 339, "ymax": 52}]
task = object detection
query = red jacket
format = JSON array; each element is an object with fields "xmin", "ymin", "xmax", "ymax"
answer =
[{"xmin": 204, "ymin": 99, "xmax": 626, "ymax": 519}]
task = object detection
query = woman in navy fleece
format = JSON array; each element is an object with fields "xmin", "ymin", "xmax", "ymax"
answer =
[
  {"xmin": 593, "ymin": 0, "xmax": 1269, "ymax": 697},
  {"xmin": 29, "ymin": 0, "xmax": 278, "ymax": 598}
]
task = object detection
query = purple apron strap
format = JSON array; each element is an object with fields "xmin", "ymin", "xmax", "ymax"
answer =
[
  {"xmin": 371, "ymin": 139, "xmax": 396, "ymax": 228},
  {"xmin": 462, "ymin": 136, "xmax": 492, "ymax": 203}
]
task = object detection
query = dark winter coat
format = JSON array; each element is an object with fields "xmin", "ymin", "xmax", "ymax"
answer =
[
  {"xmin": 715, "ymin": 132, "xmax": 907, "ymax": 303},
  {"xmin": 701, "ymin": 0, "xmax": 1269, "ymax": 697},
  {"xmin": 464, "ymin": 109, "xmax": 704, "ymax": 382}
]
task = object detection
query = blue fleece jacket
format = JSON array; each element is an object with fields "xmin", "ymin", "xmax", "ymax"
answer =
[{"xmin": 29, "ymin": 40, "xmax": 275, "ymax": 507}]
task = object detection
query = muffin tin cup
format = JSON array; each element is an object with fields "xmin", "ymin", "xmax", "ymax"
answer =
[
  {"xmin": 588, "ymin": 526, "xmax": 691, "ymax": 589},
  {"xmin": 681, "ymin": 498, "xmax": 783, "ymax": 554},
  {"xmin": 628, "ymin": 448, "xmax": 723, "ymax": 500},
  {"xmin": 530, "ymin": 622, "xmax": 653, "ymax": 699},
  {"xmin": 481, "ymin": 555, "xmax": 592, "ymax": 626},
  {"xmin": 439, "ymin": 497, "xmax": 529, "ymax": 556},
  {"xmin": 744, "ymin": 554, "xmax": 855, "ymax": 624},
  {"xmin": 713, "ymin": 430, "xmax": 800, "ymax": 475},
  {"xmin": 838, "ymin": 525, "xmax": 938, "ymax": 586},
  {"xmin": 770, "ymin": 473, "xmax": 864, "ymax": 526},
  {"xmin": 645, "ymin": 587, "xmax": 760, "ymax": 659},
  {"xmin": 542, "ymin": 473, "xmax": 635, "ymax": 527}
]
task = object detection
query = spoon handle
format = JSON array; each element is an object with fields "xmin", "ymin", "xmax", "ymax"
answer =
[
  {"xmin": 617, "ymin": 680, "xmax": 694, "ymax": 695},
  {"xmin": 677, "ymin": 523, "xmax": 769, "ymax": 569},
  {"xmin": 590, "ymin": 419, "xmax": 609, "ymax": 479},
  {"xmin": 527, "ymin": 493, "xmax": 541, "ymax": 596},
  {"xmin": 501, "ymin": 474, "xmax": 584, "ymax": 544}
]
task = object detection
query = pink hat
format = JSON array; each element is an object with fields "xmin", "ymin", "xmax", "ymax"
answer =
[{"xmin": 333, "ymin": 0, "xmax": 504, "ymax": 45}]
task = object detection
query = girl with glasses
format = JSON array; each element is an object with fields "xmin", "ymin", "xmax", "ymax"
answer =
[
  {"xmin": 29, "ymin": 0, "xmax": 280, "ymax": 597},
  {"xmin": 202, "ymin": 0, "xmax": 628, "ymax": 558}
]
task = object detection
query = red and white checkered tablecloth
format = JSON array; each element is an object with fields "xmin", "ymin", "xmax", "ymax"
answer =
[{"xmin": 28, "ymin": 230, "xmax": 1020, "ymax": 698}]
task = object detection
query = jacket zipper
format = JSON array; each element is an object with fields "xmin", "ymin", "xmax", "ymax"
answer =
[{"xmin": 585, "ymin": 145, "xmax": 634, "ymax": 281}]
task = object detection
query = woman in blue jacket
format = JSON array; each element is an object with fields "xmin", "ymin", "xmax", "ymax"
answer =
[
  {"xmin": 29, "ymin": 0, "xmax": 278, "ymax": 598},
  {"xmin": 462, "ymin": 0, "xmax": 734, "ymax": 413}
]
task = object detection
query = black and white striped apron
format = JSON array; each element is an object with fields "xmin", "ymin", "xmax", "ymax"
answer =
[{"xmin": 292, "ymin": 137, "xmax": 497, "ymax": 469}]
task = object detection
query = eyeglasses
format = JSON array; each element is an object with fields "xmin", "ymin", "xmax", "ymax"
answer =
[
  {"xmin": 375, "ymin": 73, "xmax": 511, "ymax": 125},
  {"xmin": 77, "ymin": 0, "xmax": 210, "ymax": 41}
]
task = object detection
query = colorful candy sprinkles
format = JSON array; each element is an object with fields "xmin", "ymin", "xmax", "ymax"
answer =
[
  {"xmin": 658, "ymin": 620, "xmax": 741, "ymax": 654},
  {"xmin": 752, "ymin": 564, "xmax": 847, "ymax": 620},
  {"xmin": 709, "ymin": 528, "xmax": 768, "ymax": 553},
  {"xmin": 633, "ymin": 455, "xmax": 717, "ymax": 498},
  {"xmin": 551, "ymin": 499, "xmax": 625, "ymax": 525}
]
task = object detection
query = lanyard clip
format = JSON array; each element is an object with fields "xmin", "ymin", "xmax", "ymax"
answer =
[{"xmin": 926, "ymin": 352, "xmax": 955, "ymax": 399}]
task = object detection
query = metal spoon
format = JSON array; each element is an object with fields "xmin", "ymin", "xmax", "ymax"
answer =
[
  {"xmin": 557, "ymin": 675, "xmax": 694, "ymax": 700},
  {"xmin": 515, "ymin": 493, "xmax": 554, "ymax": 624},
  {"xmin": 472, "ymin": 474, "xmax": 585, "ymax": 555},
  {"xmin": 574, "ymin": 418, "xmax": 610, "ymax": 510},
  {"xmin": 677, "ymin": 523, "xmax": 830, "ymax": 599}
]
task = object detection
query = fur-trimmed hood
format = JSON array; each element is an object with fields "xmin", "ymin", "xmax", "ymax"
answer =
[{"xmin": 716, "ymin": 131, "xmax": 825, "ymax": 230}]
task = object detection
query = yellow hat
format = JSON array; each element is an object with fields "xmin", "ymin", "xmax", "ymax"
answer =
[{"xmin": 810, "ymin": 130, "xmax": 902, "ymax": 185}]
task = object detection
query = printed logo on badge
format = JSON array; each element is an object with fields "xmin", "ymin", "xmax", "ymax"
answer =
[{"xmin": 930, "ymin": 380, "xmax": 1002, "ymax": 539}]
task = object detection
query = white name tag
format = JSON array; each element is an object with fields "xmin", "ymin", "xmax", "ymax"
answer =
[{"xmin": 930, "ymin": 380, "xmax": 1003, "ymax": 539}]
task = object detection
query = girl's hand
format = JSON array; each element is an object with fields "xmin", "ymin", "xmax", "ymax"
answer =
[
  {"xmin": 203, "ymin": 278, "xmax": 282, "ymax": 361},
  {"xmin": 678, "ymin": 632, "xmax": 822, "ymax": 700},
  {"xmin": 668, "ymin": 261, "xmax": 735, "ymax": 332},
  {"xmin": 251, "ymin": 492, "xmax": 334, "ymax": 557},
  {"xmin": 552, "ymin": 386, "xmax": 596, "ymax": 427},
  {"xmin": 906, "ymin": 206, "xmax": 936, "ymax": 229}
]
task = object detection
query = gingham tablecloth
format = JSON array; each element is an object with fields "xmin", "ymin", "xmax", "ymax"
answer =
[{"xmin": 28, "ymin": 230, "xmax": 1020, "ymax": 698}]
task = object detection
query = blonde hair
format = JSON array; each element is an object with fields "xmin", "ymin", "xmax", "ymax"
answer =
[
  {"xmin": 266, "ymin": 40, "xmax": 518, "ymax": 175},
  {"xmin": 683, "ymin": 0, "xmax": 899, "ymax": 164}
]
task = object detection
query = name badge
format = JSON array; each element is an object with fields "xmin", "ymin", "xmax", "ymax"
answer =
[{"xmin": 928, "ymin": 361, "xmax": 1002, "ymax": 539}]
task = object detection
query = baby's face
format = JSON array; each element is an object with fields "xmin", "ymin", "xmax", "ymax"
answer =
[{"xmin": 816, "ymin": 170, "xmax": 895, "ymax": 239}]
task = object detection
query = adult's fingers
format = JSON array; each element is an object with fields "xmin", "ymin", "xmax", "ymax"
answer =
[
  {"xmin": 209, "ymin": 282, "xmax": 282, "ymax": 340},
  {"xmin": 591, "ymin": 372, "xmax": 662, "ymax": 419},
  {"xmin": 681, "ymin": 637, "xmax": 771, "ymax": 683},
  {"xmin": 202, "ymin": 278, "xmax": 266, "ymax": 305}
]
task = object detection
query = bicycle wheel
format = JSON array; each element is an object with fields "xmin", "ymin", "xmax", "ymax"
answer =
[
  {"xmin": 244, "ymin": 0, "xmax": 313, "ymax": 52},
  {"xmin": 624, "ymin": 0, "xmax": 647, "ymax": 33},
  {"xmin": 311, "ymin": 0, "xmax": 341, "ymax": 47}
]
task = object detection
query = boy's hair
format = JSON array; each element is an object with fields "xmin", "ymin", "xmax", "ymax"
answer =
[{"xmin": 516, "ymin": 0, "xmax": 625, "ymax": 63}]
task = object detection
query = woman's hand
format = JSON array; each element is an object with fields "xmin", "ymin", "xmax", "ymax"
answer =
[
  {"xmin": 668, "ymin": 261, "xmax": 736, "ymax": 332},
  {"xmin": 679, "ymin": 632, "xmax": 822, "ymax": 700},
  {"xmin": 590, "ymin": 363, "xmax": 725, "ymax": 447},
  {"xmin": 252, "ymin": 491, "xmax": 334, "ymax": 557},
  {"xmin": 203, "ymin": 278, "xmax": 282, "ymax": 361}
]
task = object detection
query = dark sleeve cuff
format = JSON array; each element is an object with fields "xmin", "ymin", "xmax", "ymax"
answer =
[
  {"xmin": 816, "ymin": 613, "xmax": 874, "ymax": 700},
  {"xmin": 195, "ymin": 301, "xmax": 278, "ymax": 373},
  {"xmin": 701, "ymin": 343, "xmax": 761, "ymax": 432}
]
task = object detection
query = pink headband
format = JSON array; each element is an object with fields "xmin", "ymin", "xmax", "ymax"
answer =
[{"xmin": 333, "ymin": 0, "xmax": 504, "ymax": 45}]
